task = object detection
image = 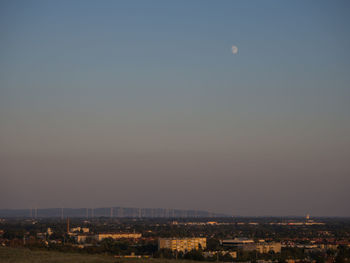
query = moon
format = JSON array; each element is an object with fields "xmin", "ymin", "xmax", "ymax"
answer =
[{"xmin": 231, "ymin": 45, "xmax": 238, "ymax": 54}]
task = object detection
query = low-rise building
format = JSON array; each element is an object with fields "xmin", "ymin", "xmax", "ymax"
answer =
[
  {"xmin": 95, "ymin": 233, "xmax": 141, "ymax": 241},
  {"xmin": 221, "ymin": 238, "xmax": 255, "ymax": 248},
  {"xmin": 75, "ymin": 235, "xmax": 89, "ymax": 244},
  {"xmin": 221, "ymin": 238, "xmax": 281, "ymax": 253},
  {"xmin": 46, "ymin": 228, "xmax": 53, "ymax": 236},
  {"xmin": 244, "ymin": 242, "xmax": 282, "ymax": 253},
  {"xmin": 158, "ymin": 238, "xmax": 206, "ymax": 252},
  {"xmin": 70, "ymin": 227, "xmax": 89, "ymax": 233}
]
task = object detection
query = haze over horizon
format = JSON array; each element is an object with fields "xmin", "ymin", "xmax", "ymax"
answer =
[{"xmin": 1, "ymin": 0, "xmax": 350, "ymax": 217}]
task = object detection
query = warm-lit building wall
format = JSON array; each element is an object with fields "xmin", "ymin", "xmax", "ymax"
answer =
[
  {"xmin": 243, "ymin": 242, "xmax": 281, "ymax": 253},
  {"xmin": 256, "ymin": 242, "xmax": 281, "ymax": 253},
  {"xmin": 158, "ymin": 238, "xmax": 206, "ymax": 252},
  {"xmin": 95, "ymin": 233, "xmax": 142, "ymax": 241},
  {"xmin": 76, "ymin": 235, "xmax": 88, "ymax": 243}
]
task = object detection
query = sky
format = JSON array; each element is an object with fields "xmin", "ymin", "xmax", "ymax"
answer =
[{"xmin": 1, "ymin": 0, "xmax": 350, "ymax": 216}]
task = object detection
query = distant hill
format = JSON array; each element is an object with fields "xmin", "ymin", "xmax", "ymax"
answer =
[{"xmin": 0, "ymin": 207, "xmax": 229, "ymax": 218}]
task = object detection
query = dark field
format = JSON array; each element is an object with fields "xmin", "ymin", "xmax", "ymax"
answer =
[{"xmin": 0, "ymin": 247, "xmax": 206, "ymax": 263}]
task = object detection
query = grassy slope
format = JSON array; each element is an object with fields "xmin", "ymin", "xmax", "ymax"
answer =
[
  {"xmin": 0, "ymin": 247, "xmax": 208, "ymax": 263},
  {"xmin": 0, "ymin": 247, "xmax": 115, "ymax": 263}
]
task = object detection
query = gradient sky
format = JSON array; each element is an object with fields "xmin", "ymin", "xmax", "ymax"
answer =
[{"xmin": 1, "ymin": 0, "xmax": 350, "ymax": 216}]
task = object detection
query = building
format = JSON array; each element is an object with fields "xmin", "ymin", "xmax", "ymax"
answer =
[
  {"xmin": 75, "ymin": 235, "xmax": 89, "ymax": 244},
  {"xmin": 95, "ymin": 233, "xmax": 141, "ymax": 241},
  {"xmin": 46, "ymin": 228, "xmax": 53, "ymax": 236},
  {"xmin": 221, "ymin": 238, "xmax": 281, "ymax": 253},
  {"xmin": 158, "ymin": 238, "xmax": 206, "ymax": 252},
  {"xmin": 221, "ymin": 238, "xmax": 254, "ymax": 248},
  {"xmin": 244, "ymin": 242, "xmax": 282, "ymax": 253},
  {"xmin": 70, "ymin": 227, "xmax": 89, "ymax": 233}
]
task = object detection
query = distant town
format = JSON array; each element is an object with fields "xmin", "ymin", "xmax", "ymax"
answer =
[{"xmin": 1, "ymin": 211, "xmax": 349, "ymax": 262}]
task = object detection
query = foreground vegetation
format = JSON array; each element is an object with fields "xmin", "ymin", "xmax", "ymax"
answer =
[{"xmin": 0, "ymin": 247, "xmax": 211, "ymax": 263}]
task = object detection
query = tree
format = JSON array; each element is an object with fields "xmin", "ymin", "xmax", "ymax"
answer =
[{"xmin": 184, "ymin": 249, "xmax": 205, "ymax": 261}]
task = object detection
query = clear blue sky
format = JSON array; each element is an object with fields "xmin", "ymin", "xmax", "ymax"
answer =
[{"xmin": 1, "ymin": 0, "xmax": 350, "ymax": 216}]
